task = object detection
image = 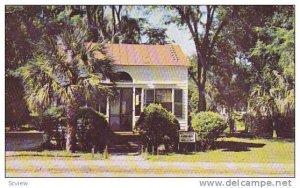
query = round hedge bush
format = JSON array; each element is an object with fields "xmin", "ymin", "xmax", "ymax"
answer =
[
  {"xmin": 77, "ymin": 107, "xmax": 112, "ymax": 152},
  {"xmin": 136, "ymin": 104, "xmax": 180, "ymax": 152},
  {"xmin": 191, "ymin": 112, "xmax": 227, "ymax": 150}
]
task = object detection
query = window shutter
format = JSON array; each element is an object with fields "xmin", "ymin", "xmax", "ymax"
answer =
[{"xmin": 174, "ymin": 89, "xmax": 183, "ymax": 117}]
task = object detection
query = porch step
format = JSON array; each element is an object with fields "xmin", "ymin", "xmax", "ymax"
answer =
[
  {"xmin": 113, "ymin": 131, "xmax": 140, "ymax": 136},
  {"xmin": 108, "ymin": 132, "xmax": 142, "ymax": 154}
]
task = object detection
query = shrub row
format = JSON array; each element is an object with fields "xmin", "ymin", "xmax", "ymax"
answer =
[
  {"xmin": 38, "ymin": 104, "xmax": 228, "ymax": 153},
  {"xmin": 136, "ymin": 104, "xmax": 227, "ymax": 152}
]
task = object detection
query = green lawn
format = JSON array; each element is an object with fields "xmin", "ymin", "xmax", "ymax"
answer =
[
  {"xmin": 6, "ymin": 137, "xmax": 294, "ymax": 164},
  {"xmin": 145, "ymin": 137, "xmax": 294, "ymax": 163},
  {"xmin": 6, "ymin": 150, "xmax": 105, "ymax": 160}
]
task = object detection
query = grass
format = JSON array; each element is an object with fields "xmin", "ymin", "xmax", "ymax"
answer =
[
  {"xmin": 6, "ymin": 136, "xmax": 294, "ymax": 177},
  {"xmin": 6, "ymin": 135, "xmax": 294, "ymax": 164},
  {"xmin": 6, "ymin": 150, "xmax": 105, "ymax": 160},
  {"xmin": 145, "ymin": 137, "xmax": 294, "ymax": 164}
]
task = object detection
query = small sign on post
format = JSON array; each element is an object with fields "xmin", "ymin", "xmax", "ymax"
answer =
[
  {"xmin": 179, "ymin": 131, "xmax": 196, "ymax": 143},
  {"xmin": 178, "ymin": 131, "xmax": 196, "ymax": 152}
]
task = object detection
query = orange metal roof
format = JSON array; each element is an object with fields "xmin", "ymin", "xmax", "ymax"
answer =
[{"xmin": 94, "ymin": 44, "xmax": 191, "ymax": 67}]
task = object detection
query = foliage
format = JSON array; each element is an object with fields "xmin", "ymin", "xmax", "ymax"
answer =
[
  {"xmin": 5, "ymin": 77, "xmax": 30, "ymax": 128},
  {"xmin": 115, "ymin": 16, "xmax": 145, "ymax": 43},
  {"xmin": 164, "ymin": 6, "xmax": 238, "ymax": 111},
  {"xmin": 143, "ymin": 27, "xmax": 169, "ymax": 44},
  {"xmin": 77, "ymin": 107, "xmax": 112, "ymax": 152},
  {"xmin": 166, "ymin": 6, "xmax": 290, "ymax": 114},
  {"xmin": 244, "ymin": 113, "xmax": 294, "ymax": 138},
  {"xmin": 6, "ymin": 5, "xmax": 168, "ymax": 127},
  {"xmin": 136, "ymin": 104, "xmax": 180, "ymax": 152},
  {"xmin": 18, "ymin": 23, "xmax": 117, "ymax": 113},
  {"xmin": 188, "ymin": 80, "xmax": 199, "ymax": 114},
  {"xmin": 5, "ymin": 6, "xmax": 42, "ymax": 128},
  {"xmin": 18, "ymin": 18, "xmax": 117, "ymax": 152},
  {"xmin": 249, "ymin": 6, "xmax": 294, "ymax": 115},
  {"xmin": 247, "ymin": 6, "xmax": 294, "ymax": 137},
  {"xmin": 29, "ymin": 106, "xmax": 66, "ymax": 149},
  {"xmin": 187, "ymin": 55, "xmax": 199, "ymax": 113},
  {"xmin": 191, "ymin": 112, "xmax": 227, "ymax": 150},
  {"xmin": 70, "ymin": 5, "xmax": 169, "ymax": 44},
  {"xmin": 184, "ymin": 6, "xmax": 294, "ymax": 138}
]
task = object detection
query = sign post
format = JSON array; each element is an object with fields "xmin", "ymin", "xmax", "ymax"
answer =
[{"xmin": 178, "ymin": 131, "xmax": 196, "ymax": 152}]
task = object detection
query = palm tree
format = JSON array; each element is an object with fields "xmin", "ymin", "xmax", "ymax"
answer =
[
  {"xmin": 248, "ymin": 83, "xmax": 294, "ymax": 138},
  {"xmin": 19, "ymin": 23, "xmax": 116, "ymax": 152}
]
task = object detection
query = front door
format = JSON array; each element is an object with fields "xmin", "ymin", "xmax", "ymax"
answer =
[{"xmin": 109, "ymin": 88, "xmax": 133, "ymax": 131}]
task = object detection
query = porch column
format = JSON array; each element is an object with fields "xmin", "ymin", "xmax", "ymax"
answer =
[
  {"xmin": 106, "ymin": 97, "xmax": 110, "ymax": 122},
  {"xmin": 132, "ymin": 87, "xmax": 136, "ymax": 131},
  {"xmin": 172, "ymin": 88, "xmax": 175, "ymax": 114},
  {"xmin": 141, "ymin": 88, "xmax": 144, "ymax": 112},
  {"xmin": 185, "ymin": 88, "xmax": 188, "ymax": 131}
]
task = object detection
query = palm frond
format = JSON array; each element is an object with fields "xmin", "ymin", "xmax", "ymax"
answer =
[{"xmin": 19, "ymin": 22, "xmax": 117, "ymax": 114}]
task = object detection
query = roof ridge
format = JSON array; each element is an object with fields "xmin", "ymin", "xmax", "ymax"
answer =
[{"xmin": 170, "ymin": 45, "xmax": 180, "ymax": 62}]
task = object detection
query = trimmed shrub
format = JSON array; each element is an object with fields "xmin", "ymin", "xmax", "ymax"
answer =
[
  {"xmin": 136, "ymin": 104, "xmax": 180, "ymax": 152},
  {"xmin": 77, "ymin": 107, "xmax": 112, "ymax": 153},
  {"xmin": 191, "ymin": 112, "xmax": 227, "ymax": 150},
  {"xmin": 33, "ymin": 106, "xmax": 66, "ymax": 150}
]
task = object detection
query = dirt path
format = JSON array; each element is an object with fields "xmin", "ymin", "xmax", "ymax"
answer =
[{"xmin": 6, "ymin": 153, "xmax": 294, "ymax": 177}]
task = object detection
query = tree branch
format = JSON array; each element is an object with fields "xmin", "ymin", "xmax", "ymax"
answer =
[
  {"xmin": 208, "ymin": 7, "xmax": 232, "ymax": 59},
  {"xmin": 188, "ymin": 68, "xmax": 199, "ymax": 86},
  {"xmin": 202, "ymin": 5, "xmax": 214, "ymax": 60}
]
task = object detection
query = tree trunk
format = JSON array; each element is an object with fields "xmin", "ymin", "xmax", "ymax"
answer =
[
  {"xmin": 116, "ymin": 5, "xmax": 122, "ymax": 30},
  {"xmin": 195, "ymin": 43, "xmax": 207, "ymax": 112},
  {"xmin": 198, "ymin": 86, "xmax": 206, "ymax": 112},
  {"xmin": 272, "ymin": 120, "xmax": 277, "ymax": 138},
  {"xmin": 65, "ymin": 100, "xmax": 80, "ymax": 152},
  {"xmin": 65, "ymin": 88, "xmax": 85, "ymax": 152},
  {"xmin": 111, "ymin": 6, "xmax": 116, "ymax": 36},
  {"xmin": 197, "ymin": 65, "xmax": 207, "ymax": 112},
  {"xmin": 66, "ymin": 120, "xmax": 77, "ymax": 152},
  {"xmin": 86, "ymin": 6, "xmax": 92, "ymax": 27}
]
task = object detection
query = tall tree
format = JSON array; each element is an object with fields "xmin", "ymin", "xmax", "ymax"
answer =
[
  {"xmin": 207, "ymin": 6, "xmax": 278, "ymax": 113},
  {"xmin": 18, "ymin": 22, "xmax": 117, "ymax": 152},
  {"xmin": 248, "ymin": 6, "xmax": 294, "ymax": 137},
  {"xmin": 165, "ymin": 6, "xmax": 235, "ymax": 112}
]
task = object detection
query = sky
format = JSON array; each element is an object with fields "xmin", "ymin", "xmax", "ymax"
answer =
[
  {"xmin": 129, "ymin": 6, "xmax": 197, "ymax": 56},
  {"xmin": 165, "ymin": 22, "xmax": 197, "ymax": 56},
  {"xmin": 148, "ymin": 9, "xmax": 196, "ymax": 56}
]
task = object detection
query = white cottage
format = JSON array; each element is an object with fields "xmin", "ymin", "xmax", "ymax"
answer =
[{"xmin": 96, "ymin": 44, "xmax": 191, "ymax": 132}]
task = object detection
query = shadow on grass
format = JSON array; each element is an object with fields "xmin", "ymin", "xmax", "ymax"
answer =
[
  {"xmin": 225, "ymin": 132, "xmax": 255, "ymax": 138},
  {"xmin": 215, "ymin": 141, "xmax": 265, "ymax": 152}
]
